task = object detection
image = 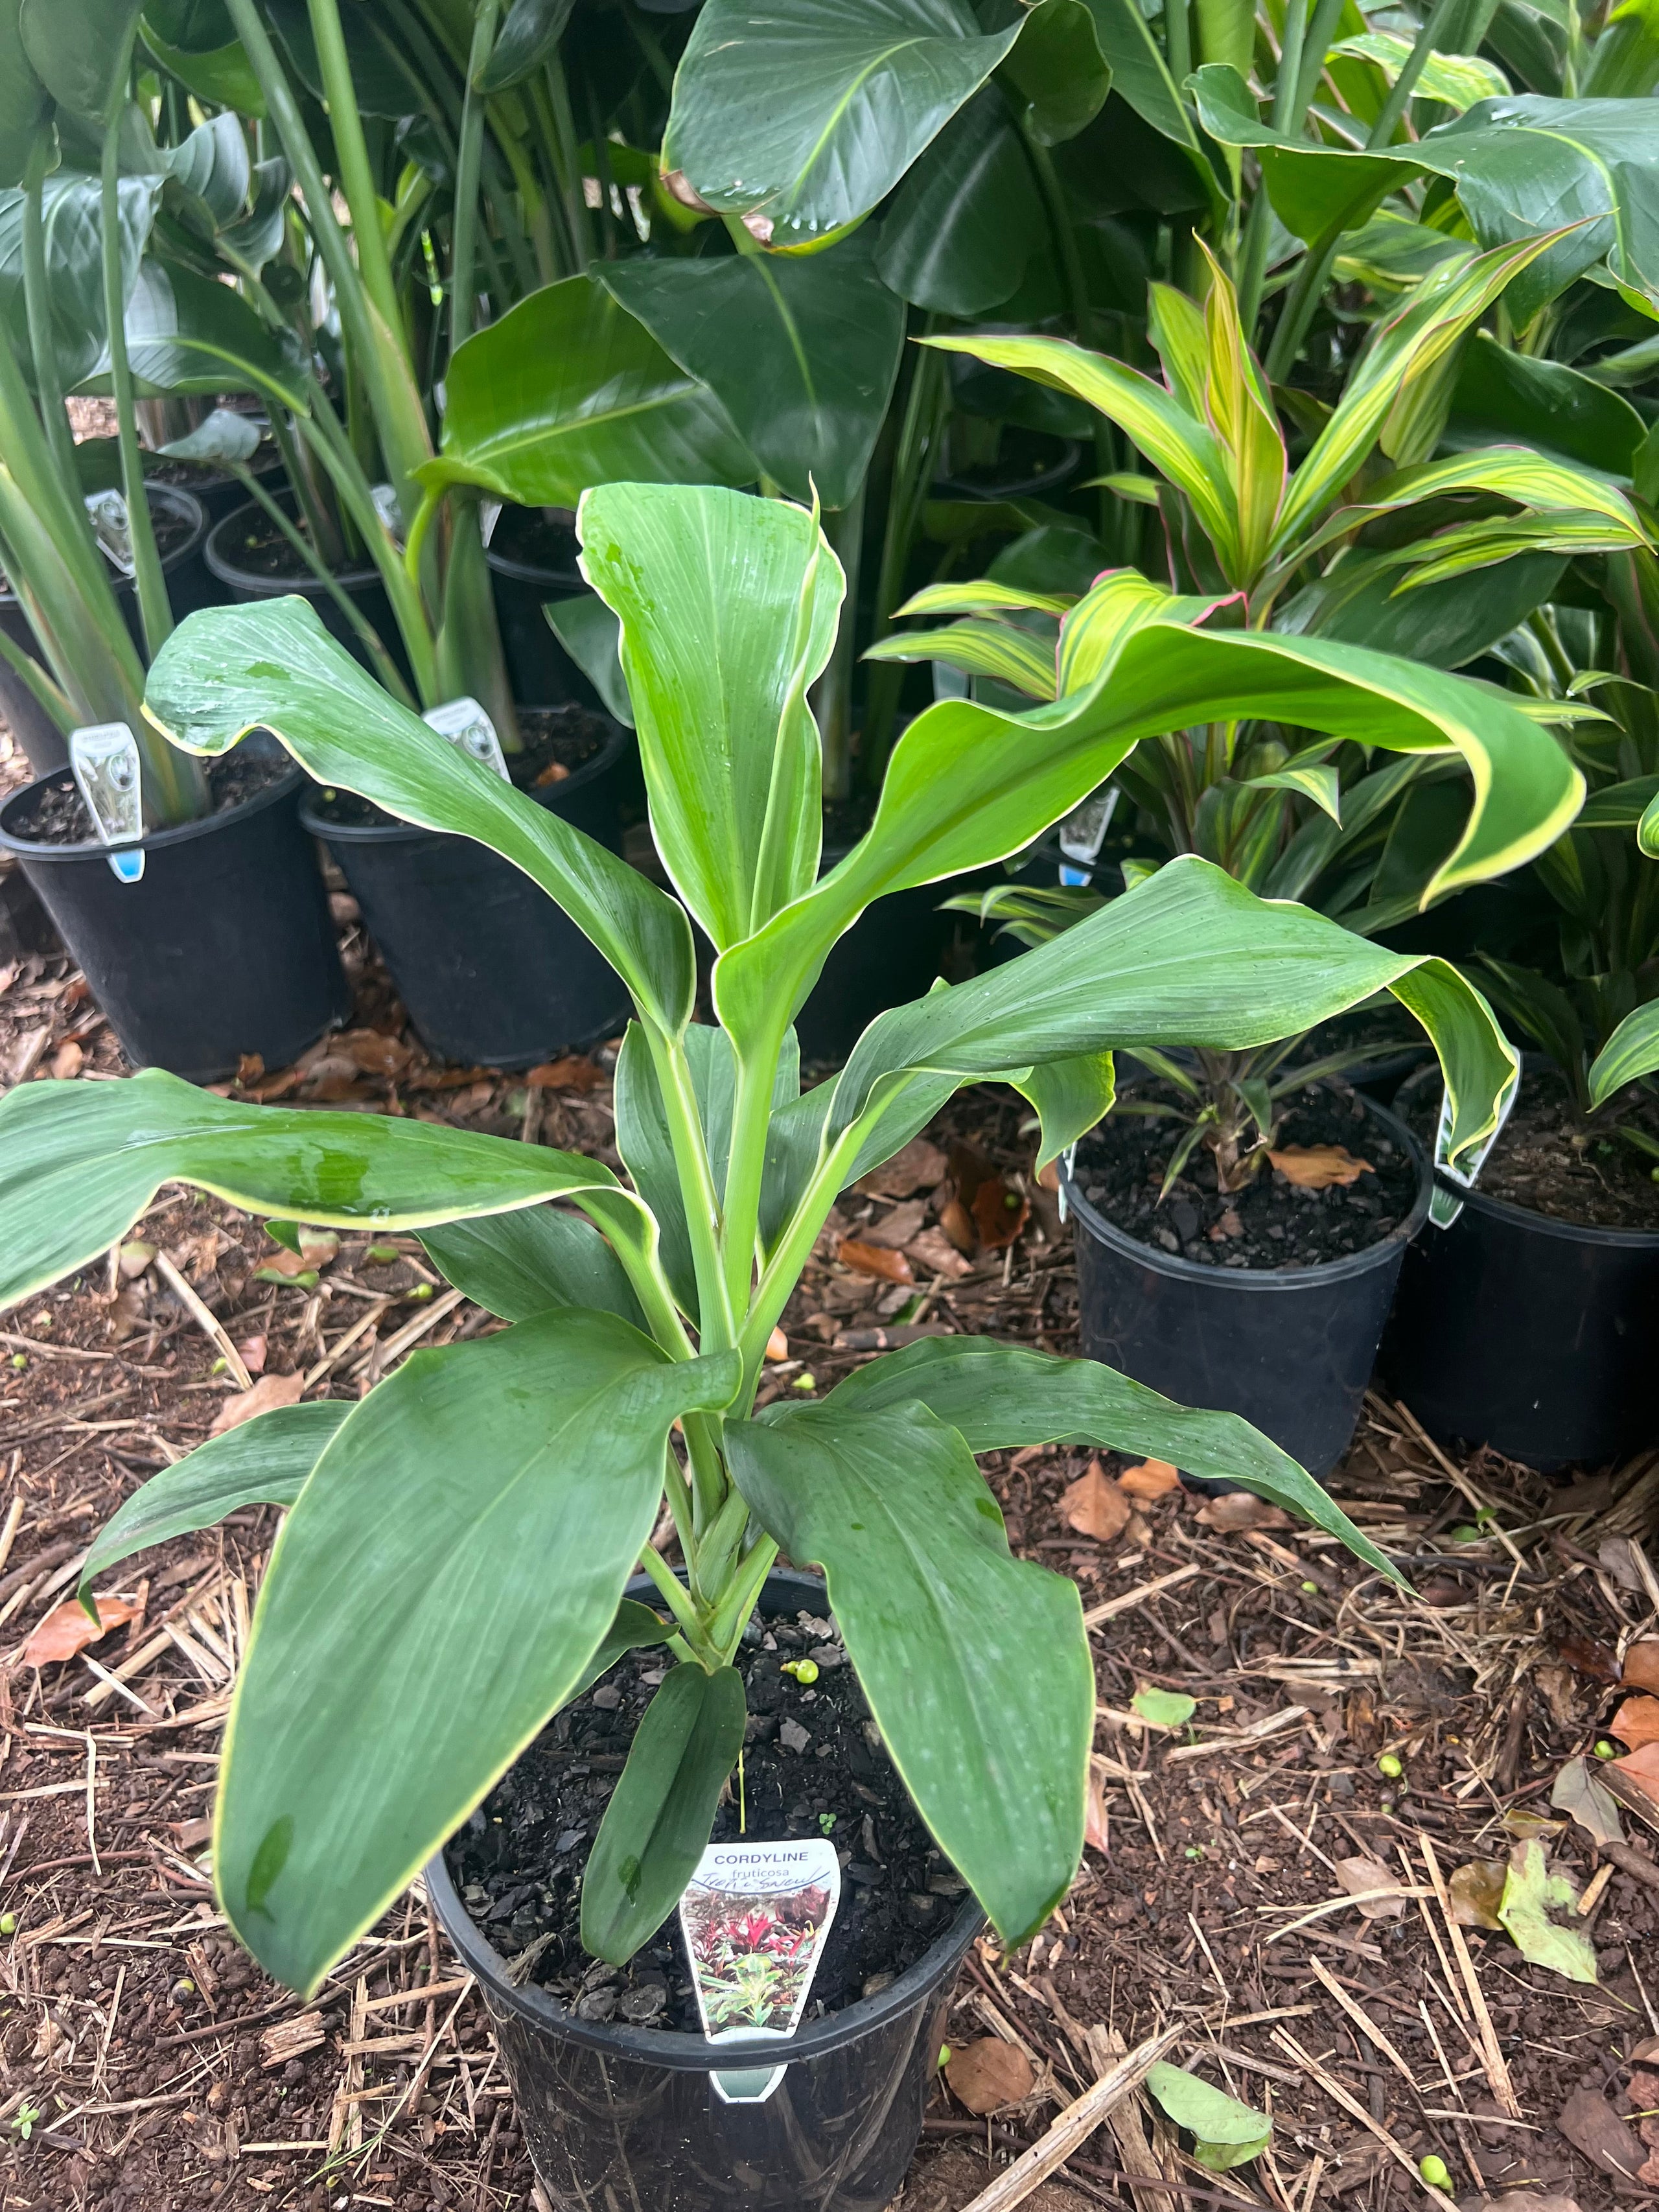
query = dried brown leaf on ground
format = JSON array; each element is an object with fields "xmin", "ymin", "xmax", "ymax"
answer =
[
  {"xmin": 235, "ymin": 1332, "xmax": 268, "ymax": 1375},
  {"xmin": 1448, "ymin": 1857, "xmax": 1507, "ymax": 1929},
  {"xmin": 972, "ymin": 1177, "xmax": 1029, "ymax": 1250},
  {"xmin": 1557, "ymin": 1633, "xmax": 1621, "ymax": 1684},
  {"xmin": 837, "ymin": 1239, "xmax": 914, "ymax": 1286},
  {"xmin": 1084, "ymin": 1764, "xmax": 1110, "ymax": 1855},
  {"xmin": 1623, "ymin": 1640, "xmax": 1659, "ymax": 1693},
  {"xmin": 1062, "ymin": 1460, "xmax": 1131, "ymax": 1543},
  {"xmin": 1605, "ymin": 1740, "xmax": 1659, "ymax": 1832},
  {"xmin": 858, "ymin": 1200, "xmax": 927, "ymax": 1249},
  {"xmin": 211, "ymin": 1368, "xmax": 306, "ymax": 1434},
  {"xmin": 335, "ymin": 1028, "xmax": 413, "ymax": 1077},
  {"xmin": 526, "ymin": 1054, "xmax": 605, "ymax": 1091},
  {"xmin": 1598, "ymin": 1536, "xmax": 1648, "ymax": 1593},
  {"xmin": 1612, "ymin": 1695, "xmax": 1659, "ymax": 1749},
  {"xmin": 905, "ymin": 1228, "xmax": 973, "ymax": 1279},
  {"xmin": 1555, "ymin": 2086, "xmax": 1645, "ymax": 2178},
  {"xmin": 1193, "ymin": 1493, "xmax": 1291, "ymax": 1532},
  {"xmin": 1266, "ymin": 1145, "xmax": 1373, "ymax": 1188},
  {"xmin": 856, "ymin": 1137, "xmax": 948, "ymax": 1197},
  {"xmin": 946, "ymin": 2038, "xmax": 1035, "ymax": 2113},
  {"xmin": 1334, "ymin": 1856, "xmax": 1407, "ymax": 1919},
  {"xmin": 1118, "ymin": 1458, "xmax": 1181, "ymax": 1500},
  {"xmin": 19, "ymin": 1592, "xmax": 139, "ymax": 1666},
  {"xmin": 1549, "ymin": 1756, "xmax": 1623, "ymax": 1847},
  {"xmin": 938, "ymin": 1196, "xmax": 977, "ymax": 1253}
]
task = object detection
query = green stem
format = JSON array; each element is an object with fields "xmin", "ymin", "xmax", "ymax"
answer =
[
  {"xmin": 450, "ymin": 0, "xmax": 501, "ymax": 360},
  {"xmin": 101, "ymin": 30, "xmax": 170, "ymax": 672},
  {"xmin": 1290, "ymin": 0, "xmax": 1348, "ymax": 127},
  {"xmin": 864, "ymin": 327, "xmax": 944, "ymax": 771},
  {"xmin": 21, "ymin": 132, "xmax": 78, "ymax": 495},
  {"xmin": 812, "ymin": 485, "xmax": 864, "ymax": 805},
  {"xmin": 635, "ymin": 1544, "xmax": 715, "ymax": 1657},
  {"xmin": 1165, "ymin": 0, "xmax": 1192, "ymax": 86},
  {"xmin": 1025, "ymin": 130, "xmax": 1091, "ymax": 348},
  {"xmin": 711, "ymin": 1536, "xmax": 780, "ymax": 1665},
  {"xmin": 691, "ymin": 1482, "xmax": 752, "ymax": 1608},
  {"xmin": 1238, "ymin": 0, "xmax": 1310, "ymax": 327},
  {"xmin": 305, "ymin": 0, "xmax": 406, "ymax": 345},
  {"xmin": 543, "ymin": 56, "xmax": 593, "ymax": 268},
  {"xmin": 299, "ymin": 399, "xmax": 438, "ymax": 703},
  {"xmin": 642, "ymin": 1025, "xmax": 737, "ymax": 1355}
]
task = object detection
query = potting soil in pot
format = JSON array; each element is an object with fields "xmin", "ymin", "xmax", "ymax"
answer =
[
  {"xmin": 444, "ymin": 1607, "xmax": 965, "ymax": 2032},
  {"xmin": 1071, "ymin": 1081, "xmax": 1419, "ymax": 1269},
  {"xmin": 10, "ymin": 748, "xmax": 291, "ymax": 846},
  {"xmin": 309, "ymin": 705, "xmax": 610, "ymax": 830},
  {"xmin": 1399, "ymin": 1062, "xmax": 1659, "ymax": 1231}
]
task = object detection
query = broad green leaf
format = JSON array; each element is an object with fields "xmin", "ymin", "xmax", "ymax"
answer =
[
  {"xmin": 0, "ymin": 6, "xmax": 51, "ymax": 187},
  {"xmin": 998, "ymin": 0, "xmax": 1112, "ymax": 146},
  {"xmin": 0, "ymin": 171, "xmax": 164, "ymax": 390},
  {"xmin": 896, "ymin": 581, "xmax": 1073, "ymax": 618},
  {"xmin": 1341, "ymin": 448, "xmax": 1647, "ymax": 548},
  {"xmin": 580, "ymin": 1663, "xmax": 747, "ymax": 1964},
  {"xmin": 78, "ymin": 1402, "xmax": 349, "ymax": 1600},
  {"xmin": 165, "ymin": 111, "xmax": 248, "ymax": 229},
  {"xmin": 714, "ymin": 591, "xmax": 1583, "ymax": 1062},
  {"xmin": 1330, "ymin": 31, "xmax": 1510, "ymax": 110},
  {"xmin": 416, "ymin": 275, "xmax": 755, "ymax": 511},
  {"xmin": 571, "ymin": 1599, "xmax": 675, "ymax": 1706},
  {"xmin": 1003, "ymin": 1050, "xmax": 1117, "ymax": 1163},
  {"xmin": 0, "ymin": 1065, "xmax": 634, "ymax": 1311},
  {"xmin": 19, "ymin": 0, "xmax": 143, "ymax": 120},
  {"xmin": 577, "ymin": 483, "xmax": 841, "ymax": 949},
  {"xmin": 1245, "ymin": 760, "xmax": 1342, "ymax": 820},
  {"xmin": 1497, "ymin": 1838, "xmax": 1598, "ymax": 1982},
  {"xmin": 804, "ymin": 1334, "xmax": 1406, "ymax": 1578},
  {"xmin": 1146, "ymin": 2064, "xmax": 1271, "ymax": 2171},
  {"xmin": 865, "ymin": 616, "xmax": 1058, "ymax": 699},
  {"xmin": 1189, "ymin": 64, "xmax": 1404, "ymax": 242},
  {"xmin": 926, "ymin": 331, "xmax": 1244, "ymax": 579},
  {"xmin": 874, "ymin": 87, "xmax": 1045, "ymax": 317},
  {"xmin": 727, "ymin": 1402, "xmax": 1094, "ymax": 1948},
  {"xmin": 143, "ymin": 598, "xmax": 696, "ymax": 1036},
  {"xmin": 1588, "ymin": 998, "xmax": 1659, "ymax": 1106},
  {"xmin": 1398, "ymin": 509, "xmax": 1649, "ymax": 588},
  {"xmin": 1450, "ymin": 332, "xmax": 1645, "ymax": 475},
  {"xmin": 601, "ymin": 233, "xmax": 905, "ymax": 511},
  {"xmin": 159, "ymin": 406, "xmax": 260, "ymax": 466},
  {"xmin": 216, "ymin": 1312, "xmax": 741, "ymax": 1994},
  {"xmin": 544, "ymin": 596, "xmax": 632, "ymax": 727},
  {"xmin": 1198, "ymin": 246, "xmax": 1286, "ymax": 577},
  {"xmin": 419, "ymin": 1208, "xmax": 646, "ymax": 1330},
  {"xmin": 1574, "ymin": 772, "xmax": 1659, "ymax": 829},
  {"xmin": 1278, "ymin": 544, "xmax": 1567, "ymax": 671},
  {"xmin": 1131, "ymin": 1688, "xmax": 1196, "ymax": 1726},
  {"xmin": 142, "ymin": 1, "xmax": 237, "ymax": 49},
  {"xmin": 102, "ymin": 260, "xmax": 307, "ymax": 408},
  {"xmin": 613, "ymin": 1022, "xmax": 702, "ymax": 1320},
  {"xmin": 139, "ymin": 24, "xmax": 266, "ymax": 115},
  {"xmin": 476, "ymin": 0, "xmax": 575, "ymax": 92},
  {"xmin": 663, "ymin": 0, "xmax": 1025, "ymax": 249},
  {"xmin": 1076, "ymin": 0, "xmax": 1227, "ymax": 220}
]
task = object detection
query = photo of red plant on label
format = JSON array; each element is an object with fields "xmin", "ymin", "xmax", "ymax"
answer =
[{"xmin": 679, "ymin": 1840, "xmax": 842, "ymax": 2052}]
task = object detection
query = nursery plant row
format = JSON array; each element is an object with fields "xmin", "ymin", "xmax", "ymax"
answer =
[{"xmin": 1, "ymin": 1, "xmax": 1658, "ymax": 2206}]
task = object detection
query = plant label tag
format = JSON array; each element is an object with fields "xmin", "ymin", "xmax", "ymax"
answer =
[
  {"xmin": 424, "ymin": 697, "xmax": 510, "ymax": 781},
  {"xmin": 84, "ymin": 491, "xmax": 135, "ymax": 577},
  {"xmin": 1429, "ymin": 1052, "xmax": 1521, "ymax": 1229},
  {"xmin": 1058, "ymin": 785, "xmax": 1119, "ymax": 884},
  {"xmin": 678, "ymin": 1837, "xmax": 841, "ymax": 2106},
  {"xmin": 69, "ymin": 723, "xmax": 146, "ymax": 884}
]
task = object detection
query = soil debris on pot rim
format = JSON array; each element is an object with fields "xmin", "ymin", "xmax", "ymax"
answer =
[
  {"xmin": 1072, "ymin": 1080, "xmax": 1419, "ymax": 1270},
  {"xmin": 311, "ymin": 704, "xmax": 612, "ymax": 830},
  {"xmin": 1400, "ymin": 1060, "xmax": 1659, "ymax": 1232},
  {"xmin": 7, "ymin": 745, "xmax": 292, "ymax": 847},
  {"xmin": 444, "ymin": 1605, "xmax": 965, "ymax": 2032}
]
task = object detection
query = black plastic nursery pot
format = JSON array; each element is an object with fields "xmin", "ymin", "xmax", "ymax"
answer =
[
  {"xmin": 0, "ymin": 750, "xmax": 349, "ymax": 1082},
  {"xmin": 485, "ymin": 504, "xmax": 601, "ymax": 709},
  {"xmin": 301, "ymin": 716, "xmax": 633, "ymax": 1069},
  {"xmin": 1378, "ymin": 1179, "xmax": 1659, "ymax": 1469},
  {"xmin": 0, "ymin": 484, "xmax": 218, "ymax": 777},
  {"xmin": 1062, "ymin": 1097, "xmax": 1432, "ymax": 1481},
  {"xmin": 205, "ymin": 498, "xmax": 413, "ymax": 690},
  {"xmin": 428, "ymin": 1568, "xmax": 982, "ymax": 2212}
]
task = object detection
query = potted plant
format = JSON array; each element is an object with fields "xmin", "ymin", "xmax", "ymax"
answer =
[
  {"xmin": 0, "ymin": 478, "xmax": 1540, "ymax": 2206},
  {"xmin": 0, "ymin": 0, "xmax": 345, "ymax": 1078}
]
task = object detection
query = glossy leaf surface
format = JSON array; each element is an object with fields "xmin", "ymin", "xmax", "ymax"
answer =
[
  {"xmin": 875, "ymin": 87, "xmax": 1045, "ymax": 316},
  {"xmin": 216, "ymin": 1312, "xmax": 740, "ymax": 1992},
  {"xmin": 419, "ymin": 1208, "xmax": 646, "ymax": 1329},
  {"xmin": 728, "ymin": 1403, "xmax": 1093, "ymax": 1946}
]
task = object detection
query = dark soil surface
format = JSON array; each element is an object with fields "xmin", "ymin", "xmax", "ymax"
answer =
[
  {"xmin": 1400, "ymin": 1060, "xmax": 1659, "ymax": 1231},
  {"xmin": 146, "ymin": 450, "xmax": 281, "ymax": 499},
  {"xmin": 1071, "ymin": 1082, "xmax": 1422, "ymax": 1270},
  {"xmin": 207, "ymin": 505, "xmax": 373, "ymax": 585},
  {"xmin": 485, "ymin": 503, "xmax": 581, "ymax": 584},
  {"xmin": 447, "ymin": 1608, "xmax": 961, "ymax": 2032},
  {"xmin": 2, "ymin": 495, "xmax": 196, "ymax": 597},
  {"xmin": 310, "ymin": 706, "xmax": 612, "ymax": 830},
  {"xmin": 8, "ymin": 747, "xmax": 291, "ymax": 847}
]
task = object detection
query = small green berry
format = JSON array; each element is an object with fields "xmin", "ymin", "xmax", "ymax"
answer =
[
  {"xmin": 791, "ymin": 1371, "xmax": 816, "ymax": 1391},
  {"xmin": 781, "ymin": 1658, "xmax": 820, "ymax": 1684},
  {"xmin": 938, "ymin": 2045, "xmax": 951, "ymax": 2069},
  {"xmin": 8, "ymin": 1353, "xmax": 24, "ymax": 1370},
  {"xmin": 210, "ymin": 1356, "xmax": 227, "ymax": 1375},
  {"xmin": 1300, "ymin": 1579, "xmax": 1320, "ymax": 1594},
  {"xmin": 407, "ymin": 1282, "xmax": 434, "ymax": 1301},
  {"xmin": 1595, "ymin": 1739, "xmax": 1617, "ymax": 1759},
  {"xmin": 0, "ymin": 1912, "xmax": 16, "ymax": 1935},
  {"xmin": 365, "ymin": 1244, "xmax": 400, "ymax": 1264},
  {"xmin": 1419, "ymin": 2155, "xmax": 1452, "ymax": 2191},
  {"xmin": 1377, "ymin": 1753, "xmax": 1404, "ymax": 1780}
]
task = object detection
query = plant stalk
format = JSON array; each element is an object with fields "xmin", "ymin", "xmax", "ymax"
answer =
[
  {"xmin": 450, "ymin": 0, "xmax": 502, "ymax": 360},
  {"xmin": 21, "ymin": 132, "xmax": 79, "ymax": 495}
]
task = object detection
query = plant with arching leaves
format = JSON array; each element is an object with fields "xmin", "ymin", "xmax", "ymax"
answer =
[{"xmin": 0, "ymin": 480, "xmax": 1566, "ymax": 1999}]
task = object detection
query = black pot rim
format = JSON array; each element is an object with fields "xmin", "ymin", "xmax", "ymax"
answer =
[
  {"xmin": 0, "ymin": 758, "xmax": 305, "ymax": 865},
  {"xmin": 1426, "ymin": 1168, "xmax": 1659, "ymax": 1250},
  {"xmin": 427, "ymin": 1562, "xmax": 985, "ymax": 2071},
  {"xmin": 1, "ymin": 482, "xmax": 208, "ymax": 611},
  {"xmin": 1061, "ymin": 1092, "xmax": 1432, "ymax": 1291},
  {"xmin": 205, "ymin": 498, "xmax": 382, "ymax": 596},
  {"xmin": 933, "ymin": 436, "xmax": 1084, "ymax": 504},
  {"xmin": 484, "ymin": 541, "xmax": 583, "ymax": 592},
  {"xmin": 298, "ymin": 714, "xmax": 631, "ymax": 845}
]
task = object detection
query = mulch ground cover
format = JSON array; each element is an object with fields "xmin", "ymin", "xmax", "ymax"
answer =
[{"xmin": 0, "ymin": 741, "xmax": 1654, "ymax": 2212}]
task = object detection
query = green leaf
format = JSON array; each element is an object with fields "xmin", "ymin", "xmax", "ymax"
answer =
[
  {"xmin": 612, "ymin": 1022, "xmax": 702, "ymax": 1320},
  {"xmin": 419, "ymin": 1208, "xmax": 646, "ymax": 1329},
  {"xmin": 570, "ymin": 1598, "xmax": 675, "ymax": 1706},
  {"xmin": 1146, "ymin": 2064, "xmax": 1271, "ymax": 2171},
  {"xmin": 216, "ymin": 1311, "xmax": 741, "ymax": 1994},
  {"xmin": 78, "ymin": 1401, "xmax": 349, "ymax": 1600},
  {"xmin": 1588, "ymin": 997, "xmax": 1659, "ymax": 1106},
  {"xmin": 874, "ymin": 87, "xmax": 1045, "ymax": 317},
  {"xmin": 578, "ymin": 482, "xmax": 841, "ymax": 952},
  {"xmin": 1497, "ymin": 1838, "xmax": 1599, "ymax": 1983},
  {"xmin": 865, "ymin": 616, "xmax": 1058, "ymax": 699},
  {"xmin": 19, "ymin": 0, "xmax": 143, "ymax": 120},
  {"xmin": 476, "ymin": 0, "xmax": 574, "ymax": 93},
  {"xmin": 417, "ymin": 275, "xmax": 754, "ymax": 511},
  {"xmin": 1279, "ymin": 545, "xmax": 1568, "ymax": 671},
  {"xmin": 896, "ymin": 581, "xmax": 1074, "ymax": 618},
  {"xmin": 139, "ymin": 23, "xmax": 266, "ymax": 116},
  {"xmin": 0, "ymin": 171, "xmax": 164, "ymax": 391},
  {"xmin": 663, "ymin": 0, "xmax": 1026, "ymax": 250},
  {"xmin": 998, "ymin": 0, "xmax": 1112, "ymax": 147},
  {"xmin": 0, "ymin": 7, "xmax": 51, "ymax": 189},
  {"xmin": 0, "ymin": 1065, "xmax": 633, "ymax": 1312},
  {"xmin": 1450, "ymin": 329, "xmax": 1645, "ymax": 474},
  {"xmin": 580, "ymin": 1663, "xmax": 747, "ymax": 1965},
  {"xmin": 103, "ymin": 259, "xmax": 306, "ymax": 407},
  {"xmin": 544, "ymin": 596, "xmax": 632, "ymax": 727},
  {"xmin": 727, "ymin": 1402, "xmax": 1094, "ymax": 1948},
  {"xmin": 1077, "ymin": 0, "xmax": 1227, "ymax": 220},
  {"xmin": 1244, "ymin": 759, "xmax": 1342, "ymax": 820},
  {"xmin": 804, "ymin": 1334, "xmax": 1405, "ymax": 1578},
  {"xmin": 600, "ymin": 229, "xmax": 904, "ymax": 511},
  {"xmin": 143, "ymin": 597, "xmax": 695, "ymax": 1037},
  {"xmin": 1131, "ymin": 1687, "xmax": 1196, "ymax": 1726},
  {"xmin": 159, "ymin": 406, "xmax": 261, "ymax": 466},
  {"xmin": 1330, "ymin": 31, "xmax": 1510, "ymax": 110}
]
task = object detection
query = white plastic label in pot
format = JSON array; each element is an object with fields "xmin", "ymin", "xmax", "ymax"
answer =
[
  {"xmin": 677, "ymin": 1837, "xmax": 841, "ymax": 2105},
  {"xmin": 1058, "ymin": 784, "xmax": 1119, "ymax": 885},
  {"xmin": 83, "ymin": 491, "xmax": 135, "ymax": 577},
  {"xmin": 69, "ymin": 723, "xmax": 146, "ymax": 884},
  {"xmin": 1429, "ymin": 1054, "xmax": 1521, "ymax": 1229},
  {"xmin": 423, "ymin": 697, "xmax": 511, "ymax": 782}
]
